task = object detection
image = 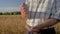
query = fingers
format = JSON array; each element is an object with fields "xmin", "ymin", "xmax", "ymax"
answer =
[
  {"xmin": 21, "ymin": 2, "xmax": 25, "ymax": 6},
  {"xmin": 20, "ymin": 3, "xmax": 25, "ymax": 7},
  {"xmin": 26, "ymin": 25, "xmax": 40, "ymax": 32},
  {"xmin": 19, "ymin": 3, "xmax": 28, "ymax": 19},
  {"xmin": 20, "ymin": 3, "xmax": 27, "ymax": 15},
  {"xmin": 26, "ymin": 25, "xmax": 39, "ymax": 32},
  {"xmin": 26, "ymin": 25, "xmax": 32, "ymax": 32},
  {"xmin": 19, "ymin": 3, "xmax": 26, "ymax": 11}
]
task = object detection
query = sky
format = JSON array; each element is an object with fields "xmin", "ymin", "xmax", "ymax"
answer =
[{"xmin": 0, "ymin": 0, "xmax": 25, "ymax": 12}]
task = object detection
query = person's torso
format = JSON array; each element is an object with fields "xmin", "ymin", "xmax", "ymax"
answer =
[{"xmin": 25, "ymin": 0, "xmax": 55, "ymax": 27}]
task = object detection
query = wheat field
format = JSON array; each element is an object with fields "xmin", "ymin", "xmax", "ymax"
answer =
[{"xmin": 0, "ymin": 15, "xmax": 60, "ymax": 34}]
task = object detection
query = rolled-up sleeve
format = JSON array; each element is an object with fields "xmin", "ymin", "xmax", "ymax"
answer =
[{"xmin": 51, "ymin": 0, "xmax": 60, "ymax": 20}]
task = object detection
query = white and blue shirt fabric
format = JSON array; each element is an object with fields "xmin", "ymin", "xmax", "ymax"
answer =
[{"xmin": 25, "ymin": 0, "xmax": 60, "ymax": 28}]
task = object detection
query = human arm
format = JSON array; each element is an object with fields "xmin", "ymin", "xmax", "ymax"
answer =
[{"xmin": 33, "ymin": 19, "xmax": 58, "ymax": 29}]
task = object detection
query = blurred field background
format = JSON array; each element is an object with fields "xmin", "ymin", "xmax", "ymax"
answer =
[
  {"xmin": 0, "ymin": 15, "xmax": 26, "ymax": 34},
  {"xmin": 0, "ymin": 15, "xmax": 60, "ymax": 34}
]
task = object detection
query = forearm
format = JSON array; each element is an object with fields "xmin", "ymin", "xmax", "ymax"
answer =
[{"xmin": 35, "ymin": 19, "xmax": 58, "ymax": 29}]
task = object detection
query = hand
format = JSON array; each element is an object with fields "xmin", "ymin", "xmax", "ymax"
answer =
[
  {"xmin": 19, "ymin": 3, "xmax": 28, "ymax": 19},
  {"xmin": 25, "ymin": 25, "xmax": 40, "ymax": 32},
  {"xmin": 25, "ymin": 25, "xmax": 33, "ymax": 32}
]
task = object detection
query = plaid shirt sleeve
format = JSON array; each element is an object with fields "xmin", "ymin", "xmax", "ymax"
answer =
[{"xmin": 51, "ymin": 0, "xmax": 60, "ymax": 20}]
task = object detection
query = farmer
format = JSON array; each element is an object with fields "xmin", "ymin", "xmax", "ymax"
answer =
[{"xmin": 20, "ymin": 0, "xmax": 60, "ymax": 34}]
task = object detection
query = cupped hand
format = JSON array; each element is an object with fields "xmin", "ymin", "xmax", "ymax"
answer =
[
  {"xmin": 19, "ymin": 3, "xmax": 29, "ymax": 19},
  {"xmin": 25, "ymin": 25, "xmax": 40, "ymax": 32}
]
